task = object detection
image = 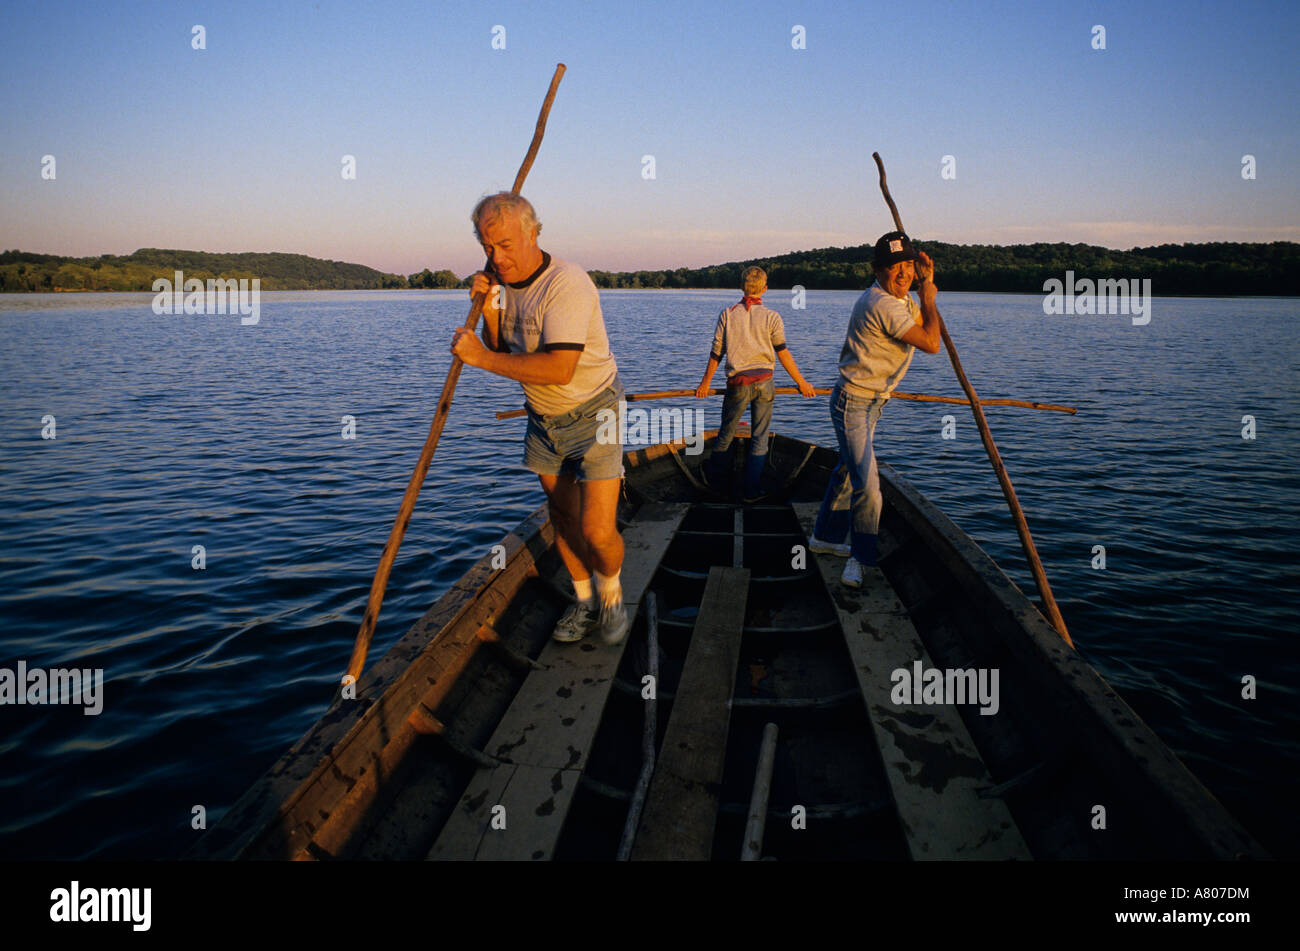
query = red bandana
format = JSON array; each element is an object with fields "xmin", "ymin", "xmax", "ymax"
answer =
[{"xmin": 741, "ymin": 296, "xmax": 763, "ymax": 310}]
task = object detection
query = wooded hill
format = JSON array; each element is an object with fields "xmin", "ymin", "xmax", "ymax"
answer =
[
  {"xmin": 588, "ymin": 241, "xmax": 1300, "ymax": 296},
  {"xmin": 3, "ymin": 242, "xmax": 1296, "ymax": 296},
  {"xmin": 0, "ymin": 249, "xmax": 419, "ymax": 292}
]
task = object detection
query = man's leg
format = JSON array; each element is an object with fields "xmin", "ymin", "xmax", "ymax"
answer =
[
  {"xmin": 743, "ymin": 380, "xmax": 774, "ymax": 498},
  {"xmin": 706, "ymin": 387, "xmax": 748, "ymax": 489},
  {"xmin": 813, "ymin": 385, "xmax": 853, "ymax": 549},
  {"xmin": 540, "ymin": 472, "xmax": 590, "ymax": 578},
  {"xmin": 539, "ymin": 472, "xmax": 599, "ymax": 641},
  {"xmin": 578, "ymin": 475, "xmax": 629, "ymax": 644},
  {"xmin": 842, "ymin": 397, "xmax": 885, "ymax": 568},
  {"xmin": 578, "ymin": 476, "xmax": 624, "ymax": 576}
]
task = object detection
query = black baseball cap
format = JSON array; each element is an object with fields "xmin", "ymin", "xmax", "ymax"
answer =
[{"xmin": 873, "ymin": 231, "xmax": 919, "ymax": 268}]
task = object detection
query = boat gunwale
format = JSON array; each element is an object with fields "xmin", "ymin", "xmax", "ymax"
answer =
[
  {"xmin": 191, "ymin": 437, "xmax": 698, "ymax": 860},
  {"xmin": 877, "ymin": 459, "xmax": 1268, "ymax": 860},
  {"xmin": 193, "ymin": 432, "xmax": 1266, "ymax": 861},
  {"xmin": 189, "ymin": 505, "xmax": 557, "ymax": 859}
]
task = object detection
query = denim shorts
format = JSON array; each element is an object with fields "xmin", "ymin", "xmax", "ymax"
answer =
[{"xmin": 523, "ymin": 384, "xmax": 625, "ymax": 482}]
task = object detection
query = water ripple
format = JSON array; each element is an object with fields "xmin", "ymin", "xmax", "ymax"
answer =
[{"xmin": 0, "ymin": 289, "xmax": 1296, "ymax": 858}]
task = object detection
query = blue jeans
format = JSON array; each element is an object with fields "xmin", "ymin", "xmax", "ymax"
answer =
[
  {"xmin": 708, "ymin": 377, "xmax": 774, "ymax": 496},
  {"xmin": 813, "ymin": 382, "xmax": 888, "ymax": 564}
]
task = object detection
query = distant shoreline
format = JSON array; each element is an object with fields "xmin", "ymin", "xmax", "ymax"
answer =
[
  {"xmin": 3, "ymin": 287, "xmax": 1295, "ymax": 300},
  {"xmin": 4, "ymin": 241, "xmax": 1297, "ymax": 297}
]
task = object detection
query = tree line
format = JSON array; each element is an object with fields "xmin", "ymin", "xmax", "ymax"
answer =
[
  {"xmin": 588, "ymin": 241, "xmax": 1300, "ymax": 296},
  {"xmin": 3, "ymin": 242, "xmax": 1296, "ymax": 296},
  {"xmin": 0, "ymin": 249, "xmax": 426, "ymax": 293}
]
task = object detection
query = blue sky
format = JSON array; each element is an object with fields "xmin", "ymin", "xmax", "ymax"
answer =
[{"xmin": 1, "ymin": 0, "xmax": 1296, "ymax": 276}]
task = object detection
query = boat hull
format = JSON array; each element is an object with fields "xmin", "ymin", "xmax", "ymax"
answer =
[{"xmin": 191, "ymin": 432, "xmax": 1265, "ymax": 861}]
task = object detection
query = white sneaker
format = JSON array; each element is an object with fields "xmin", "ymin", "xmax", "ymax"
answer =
[
  {"xmin": 809, "ymin": 535, "xmax": 851, "ymax": 557},
  {"xmin": 553, "ymin": 601, "xmax": 597, "ymax": 642},
  {"xmin": 595, "ymin": 598, "xmax": 630, "ymax": 646},
  {"xmin": 840, "ymin": 558, "xmax": 865, "ymax": 588}
]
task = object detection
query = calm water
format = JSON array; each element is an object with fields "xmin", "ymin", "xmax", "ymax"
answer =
[{"xmin": 1, "ymin": 288, "xmax": 1297, "ymax": 859}]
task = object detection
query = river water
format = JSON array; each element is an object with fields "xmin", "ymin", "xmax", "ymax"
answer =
[{"xmin": 0, "ymin": 288, "xmax": 1296, "ymax": 858}]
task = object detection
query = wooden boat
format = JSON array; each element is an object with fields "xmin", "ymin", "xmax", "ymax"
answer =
[{"xmin": 190, "ymin": 431, "xmax": 1266, "ymax": 861}]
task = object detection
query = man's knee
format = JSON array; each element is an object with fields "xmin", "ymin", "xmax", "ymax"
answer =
[
  {"xmin": 579, "ymin": 501, "xmax": 621, "ymax": 552},
  {"xmin": 581, "ymin": 513, "xmax": 620, "ymax": 552},
  {"xmin": 844, "ymin": 461, "xmax": 868, "ymax": 492}
]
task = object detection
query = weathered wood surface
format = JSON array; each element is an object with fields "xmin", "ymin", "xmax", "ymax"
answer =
[
  {"xmin": 429, "ymin": 502, "xmax": 689, "ymax": 860},
  {"xmin": 190, "ymin": 505, "xmax": 554, "ymax": 860},
  {"xmin": 793, "ymin": 503, "xmax": 1030, "ymax": 860},
  {"xmin": 193, "ymin": 432, "xmax": 1267, "ymax": 863},
  {"xmin": 876, "ymin": 464, "xmax": 1267, "ymax": 859},
  {"xmin": 630, "ymin": 566, "xmax": 751, "ymax": 861},
  {"xmin": 430, "ymin": 763, "xmax": 582, "ymax": 862}
]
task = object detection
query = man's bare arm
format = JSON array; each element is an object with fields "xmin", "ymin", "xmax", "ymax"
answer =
[
  {"xmin": 898, "ymin": 251, "xmax": 943, "ymax": 354},
  {"xmin": 470, "ymin": 272, "xmax": 502, "ymax": 352},
  {"xmin": 776, "ymin": 349, "xmax": 817, "ymax": 396},
  {"xmin": 451, "ymin": 328, "xmax": 581, "ymax": 385},
  {"xmin": 695, "ymin": 356, "xmax": 721, "ymax": 397}
]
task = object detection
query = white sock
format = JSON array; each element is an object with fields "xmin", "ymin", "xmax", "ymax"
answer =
[
  {"xmin": 594, "ymin": 569, "xmax": 622, "ymax": 608},
  {"xmin": 572, "ymin": 575, "xmax": 596, "ymax": 607}
]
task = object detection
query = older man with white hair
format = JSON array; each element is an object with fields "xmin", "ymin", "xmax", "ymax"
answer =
[
  {"xmin": 451, "ymin": 192, "xmax": 629, "ymax": 645},
  {"xmin": 808, "ymin": 232, "xmax": 943, "ymax": 587}
]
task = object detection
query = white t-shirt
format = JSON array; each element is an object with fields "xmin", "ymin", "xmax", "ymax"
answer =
[
  {"xmin": 498, "ymin": 254, "xmax": 619, "ymax": 416},
  {"xmin": 837, "ymin": 282, "xmax": 921, "ymax": 397},
  {"xmin": 709, "ymin": 302, "xmax": 787, "ymax": 378}
]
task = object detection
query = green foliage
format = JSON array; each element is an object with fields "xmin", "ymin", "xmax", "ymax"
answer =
[
  {"xmin": 4, "ymin": 243, "xmax": 1296, "ymax": 296},
  {"xmin": 585, "ymin": 242, "xmax": 1300, "ymax": 296},
  {"xmin": 0, "ymin": 248, "xmax": 416, "ymax": 292},
  {"xmin": 407, "ymin": 268, "xmax": 462, "ymax": 289}
]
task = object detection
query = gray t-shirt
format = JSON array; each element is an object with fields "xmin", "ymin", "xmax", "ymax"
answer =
[
  {"xmin": 710, "ymin": 302, "xmax": 787, "ymax": 378},
  {"xmin": 837, "ymin": 282, "xmax": 921, "ymax": 397},
  {"xmin": 498, "ymin": 255, "xmax": 619, "ymax": 416}
]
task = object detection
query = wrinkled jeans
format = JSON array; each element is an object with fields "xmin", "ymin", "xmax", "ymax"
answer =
[
  {"xmin": 707, "ymin": 377, "xmax": 774, "ymax": 496},
  {"xmin": 812, "ymin": 382, "xmax": 888, "ymax": 564}
]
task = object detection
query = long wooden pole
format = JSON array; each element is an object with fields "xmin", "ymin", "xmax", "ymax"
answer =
[
  {"xmin": 344, "ymin": 64, "xmax": 567, "ymax": 687},
  {"xmin": 494, "ymin": 387, "xmax": 1076, "ymax": 420},
  {"xmin": 872, "ymin": 152, "xmax": 1071, "ymax": 645}
]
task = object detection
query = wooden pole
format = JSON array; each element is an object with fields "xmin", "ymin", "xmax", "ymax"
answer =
[
  {"xmin": 494, "ymin": 387, "xmax": 1075, "ymax": 420},
  {"xmin": 740, "ymin": 722, "xmax": 779, "ymax": 861},
  {"xmin": 871, "ymin": 152, "xmax": 1072, "ymax": 645},
  {"xmin": 344, "ymin": 64, "xmax": 567, "ymax": 688}
]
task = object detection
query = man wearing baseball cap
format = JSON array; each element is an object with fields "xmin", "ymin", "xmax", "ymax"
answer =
[{"xmin": 807, "ymin": 231, "xmax": 943, "ymax": 587}]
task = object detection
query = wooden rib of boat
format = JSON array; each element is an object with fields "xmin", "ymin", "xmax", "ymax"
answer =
[{"xmin": 190, "ymin": 431, "xmax": 1266, "ymax": 861}]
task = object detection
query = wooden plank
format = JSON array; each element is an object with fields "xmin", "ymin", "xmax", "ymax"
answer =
[
  {"xmin": 426, "ymin": 764, "xmax": 581, "ymax": 861},
  {"xmin": 429, "ymin": 502, "xmax": 690, "ymax": 861},
  {"xmin": 630, "ymin": 565, "xmax": 750, "ymax": 861},
  {"xmin": 733, "ymin": 507, "xmax": 743, "ymax": 567},
  {"xmin": 793, "ymin": 503, "xmax": 1030, "ymax": 860}
]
